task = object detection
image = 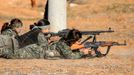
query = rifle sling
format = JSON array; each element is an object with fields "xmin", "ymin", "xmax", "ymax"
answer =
[{"xmin": 104, "ymin": 46, "xmax": 111, "ymax": 56}]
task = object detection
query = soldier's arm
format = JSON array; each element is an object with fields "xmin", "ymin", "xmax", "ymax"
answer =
[
  {"xmin": 1, "ymin": 30, "xmax": 12, "ymax": 36},
  {"xmin": 1, "ymin": 29, "xmax": 17, "ymax": 37},
  {"xmin": 56, "ymin": 42, "xmax": 85, "ymax": 59},
  {"xmin": 37, "ymin": 32, "xmax": 49, "ymax": 46}
]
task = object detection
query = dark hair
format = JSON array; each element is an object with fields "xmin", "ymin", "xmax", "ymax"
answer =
[
  {"xmin": 1, "ymin": 18, "xmax": 22, "ymax": 34},
  {"xmin": 63, "ymin": 29, "xmax": 82, "ymax": 46},
  {"xmin": 29, "ymin": 23, "xmax": 37, "ymax": 30},
  {"xmin": 36, "ymin": 19, "xmax": 50, "ymax": 26},
  {"xmin": 10, "ymin": 18, "xmax": 23, "ymax": 28},
  {"xmin": 1, "ymin": 22, "xmax": 10, "ymax": 33},
  {"xmin": 29, "ymin": 19, "xmax": 50, "ymax": 30},
  {"xmin": 30, "ymin": 25, "xmax": 34, "ymax": 30}
]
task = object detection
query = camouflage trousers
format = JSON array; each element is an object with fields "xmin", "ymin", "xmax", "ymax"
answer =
[
  {"xmin": 0, "ymin": 44, "xmax": 47, "ymax": 59},
  {"xmin": 0, "ymin": 40, "xmax": 84, "ymax": 59},
  {"xmin": 0, "ymin": 43, "xmax": 62, "ymax": 59}
]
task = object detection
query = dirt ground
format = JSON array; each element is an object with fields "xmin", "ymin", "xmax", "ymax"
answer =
[{"xmin": 0, "ymin": 0, "xmax": 133, "ymax": 75}]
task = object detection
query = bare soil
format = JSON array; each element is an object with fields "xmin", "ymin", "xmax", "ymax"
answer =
[{"xmin": 0, "ymin": 0, "xmax": 133, "ymax": 75}]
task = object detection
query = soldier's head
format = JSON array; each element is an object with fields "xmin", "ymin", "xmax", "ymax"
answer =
[
  {"xmin": 31, "ymin": 19, "xmax": 50, "ymax": 33},
  {"xmin": 1, "ymin": 18, "xmax": 23, "ymax": 33},
  {"xmin": 10, "ymin": 18, "xmax": 23, "ymax": 29},
  {"xmin": 10, "ymin": 18, "xmax": 23, "ymax": 33},
  {"xmin": 63, "ymin": 29, "xmax": 82, "ymax": 46}
]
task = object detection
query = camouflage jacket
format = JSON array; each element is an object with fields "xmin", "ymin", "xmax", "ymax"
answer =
[
  {"xmin": 0, "ymin": 33, "xmax": 84, "ymax": 59},
  {"xmin": 0, "ymin": 35, "xmax": 14, "ymax": 58},
  {"xmin": 1, "ymin": 29, "xmax": 18, "ymax": 37},
  {"xmin": 8, "ymin": 44, "xmax": 46, "ymax": 59},
  {"xmin": 0, "ymin": 34, "xmax": 49, "ymax": 59},
  {"xmin": 0, "ymin": 29, "xmax": 49, "ymax": 59},
  {"xmin": 44, "ymin": 41, "xmax": 85, "ymax": 59}
]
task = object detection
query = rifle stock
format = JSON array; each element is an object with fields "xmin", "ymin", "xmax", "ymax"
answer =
[{"xmin": 84, "ymin": 41, "xmax": 127, "ymax": 48}]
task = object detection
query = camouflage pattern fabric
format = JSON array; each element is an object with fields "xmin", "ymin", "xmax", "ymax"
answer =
[
  {"xmin": 7, "ymin": 31, "xmax": 49, "ymax": 59},
  {"xmin": 1, "ymin": 29, "xmax": 18, "ymax": 37},
  {"xmin": 0, "ymin": 29, "xmax": 49, "ymax": 59},
  {"xmin": 55, "ymin": 41, "xmax": 84, "ymax": 59},
  {"xmin": 44, "ymin": 41, "xmax": 85, "ymax": 59},
  {"xmin": 0, "ymin": 48, "xmax": 14, "ymax": 58},
  {"xmin": 0, "ymin": 44, "xmax": 46, "ymax": 59},
  {"xmin": 0, "ymin": 32, "xmax": 84, "ymax": 59},
  {"xmin": 37, "ymin": 32, "xmax": 49, "ymax": 46},
  {"xmin": 0, "ymin": 35, "xmax": 13, "ymax": 48},
  {"xmin": 9, "ymin": 44, "xmax": 45, "ymax": 59},
  {"xmin": 0, "ymin": 35, "xmax": 14, "ymax": 58},
  {"xmin": 0, "ymin": 39, "xmax": 48, "ymax": 59},
  {"xmin": 44, "ymin": 42, "xmax": 62, "ymax": 59}
]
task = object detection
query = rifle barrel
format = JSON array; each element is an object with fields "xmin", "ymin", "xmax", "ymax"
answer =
[{"xmin": 81, "ymin": 28, "xmax": 114, "ymax": 35}]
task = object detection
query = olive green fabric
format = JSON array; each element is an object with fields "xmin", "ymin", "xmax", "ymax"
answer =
[
  {"xmin": 44, "ymin": 41, "xmax": 85, "ymax": 59},
  {"xmin": 0, "ymin": 48, "xmax": 13, "ymax": 58},
  {"xmin": 0, "ymin": 44, "xmax": 46, "ymax": 59},
  {"xmin": 0, "ymin": 31, "xmax": 84, "ymax": 59},
  {"xmin": 55, "ymin": 41, "xmax": 84, "ymax": 59},
  {"xmin": 8, "ymin": 31, "xmax": 49, "ymax": 59},
  {"xmin": 0, "ymin": 28, "xmax": 49, "ymax": 59},
  {"xmin": 0, "ymin": 35, "xmax": 14, "ymax": 58},
  {"xmin": 0, "ymin": 41, "xmax": 84, "ymax": 59},
  {"xmin": 1, "ymin": 29, "xmax": 18, "ymax": 37},
  {"xmin": 9, "ymin": 44, "xmax": 45, "ymax": 59},
  {"xmin": 44, "ymin": 42, "xmax": 62, "ymax": 59}
]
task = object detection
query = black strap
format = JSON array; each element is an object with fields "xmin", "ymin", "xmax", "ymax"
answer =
[{"xmin": 103, "ymin": 46, "xmax": 111, "ymax": 56}]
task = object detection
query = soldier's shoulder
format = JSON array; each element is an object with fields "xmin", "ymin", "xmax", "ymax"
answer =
[
  {"xmin": 38, "ymin": 32, "xmax": 44, "ymax": 36},
  {"xmin": 2, "ymin": 29, "xmax": 12, "ymax": 32},
  {"xmin": 1, "ymin": 29, "xmax": 12, "ymax": 34},
  {"xmin": 55, "ymin": 41, "xmax": 69, "ymax": 48}
]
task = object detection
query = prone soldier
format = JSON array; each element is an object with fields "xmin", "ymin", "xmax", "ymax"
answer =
[
  {"xmin": 43, "ymin": 29, "xmax": 92, "ymax": 59},
  {"xmin": 0, "ymin": 19, "xmax": 50, "ymax": 59},
  {"xmin": 0, "ymin": 28, "xmax": 90, "ymax": 59},
  {"xmin": 0, "ymin": 21, "xmax": 126, "ymax": 59}
]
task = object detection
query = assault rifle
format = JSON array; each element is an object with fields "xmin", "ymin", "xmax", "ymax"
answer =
[
  {"xmin": 45, "ymin": 28, "xmax": 114, "ymax": 42},
  {"xmin": 45, "ymin": 28, "xmax": 126, "ymax": 57},
  {"xmin": 84, "ymin": 40, "xmax": 127, "ymax": 56}
]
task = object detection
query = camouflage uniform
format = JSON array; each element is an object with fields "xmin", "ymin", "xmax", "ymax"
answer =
[
  {"xmin": 0, "ymin": 35, "xmax": 14, "ymax": 58},
  {"xmin": 56, "ymin": 41, "xmax": 84, "ymax": 59},
  {"xmin": 8, "ymin": 44, "xmax": 46, "ymax": 59},
  {"xmin": 0, "ymin": 29, "xmax": 18, "ymax": 58},
  {"xmin": 0, "ymin": 31, "xmax": 49, "ymax": 59},
  {"xmin": 0, "ymin": 37, "xmax": 84, "ymax": 59},
  {"xmin": 44, "ymin": 41, "xmax": 85, "ymax": 59},
  {"xmin": 10, "ymin": 31, "xmax": 49, "ymax": 59},
  {"xmin": 1, "ymin": 29, "xmax": 18, "ymax": 37},
  {"xmin": 0, "ymin": 28, "xmax": 85, "ymax": 59},
  {"xmin": 0, "ymin": 19, "xmax": 51, "ymax": 59}
]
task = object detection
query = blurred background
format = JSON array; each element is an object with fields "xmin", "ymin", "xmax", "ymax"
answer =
[{"xmin": 0, "ymin": 0, "xmax": 133, "ymax": 74}]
